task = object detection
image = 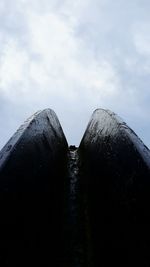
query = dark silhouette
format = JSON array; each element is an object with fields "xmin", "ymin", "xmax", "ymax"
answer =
[{"xmin": 0, "ymin": 108, "xmax": 150, "ymax": 266}]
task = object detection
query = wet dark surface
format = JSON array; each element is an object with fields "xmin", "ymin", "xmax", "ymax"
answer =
[
  {"xmin": 0, "ymin": 109, "xmax": 68, "ymax": 266},
  {"xmin": 63, "ymin": 147, "xmax": 85, "ymax": 267},
  {"xmin": 0, "ymin": 108, "xmax": 150, "ymax": 266},
  {"xmin": 79, "ymin": 109, "xmax": 150, "ymax": 266}
]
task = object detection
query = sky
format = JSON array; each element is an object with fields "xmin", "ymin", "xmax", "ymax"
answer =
[{"xmin": 0, "ymin": 0, "xmax": 150, "ymax": 149}]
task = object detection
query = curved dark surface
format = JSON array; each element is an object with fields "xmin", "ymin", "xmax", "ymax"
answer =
[
  {"xmin": 79, "ymin": 109, "xmax": 150, "ymax": 266},
  {"xmin": 0, "ymin": 109, "xmax": 68, "ymax": 266}
]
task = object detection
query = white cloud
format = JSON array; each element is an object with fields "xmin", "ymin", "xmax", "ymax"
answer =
[
  {"xmin": 0, "ymin": 40, "xmax": 28, "ymax": 92},
  {"xmin": 0, "ymin": 0, "xmax": 150, "ymax": 148}
]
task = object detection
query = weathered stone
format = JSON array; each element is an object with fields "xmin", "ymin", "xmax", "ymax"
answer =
[
  {"xmin": 79, "ymin": 109, "xmax": 150, "ymax": 266},
  {"xmin": 0, "ymin": 109, "xmax": 68, "ymax": 266},
  {"xmin": 1, "ymin": 108, "xmax": 150, "ymax": 266}
]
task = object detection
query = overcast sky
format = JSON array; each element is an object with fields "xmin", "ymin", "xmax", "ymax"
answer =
[{"xmin": 0, "ymin": 0, "xmax": 150, "ymax": 149}]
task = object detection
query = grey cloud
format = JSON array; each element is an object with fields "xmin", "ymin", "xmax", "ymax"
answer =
[{"xmin": 0, "ymin": 0, "xmax": 150, "ymax": 149}]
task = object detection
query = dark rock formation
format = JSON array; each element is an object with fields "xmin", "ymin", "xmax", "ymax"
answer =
[
  {"xmin": 0, "ymin": 108, "xmax": 150, "ymax": 266},
  {"xmin": 79, "ymin": 109, "xmax": 150, "ymax": 266},
  {"xmin": 0, "ymin": 109, "xmax": 68, "ymax": 266}
]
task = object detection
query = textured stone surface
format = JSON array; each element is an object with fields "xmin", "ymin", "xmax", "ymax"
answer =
[
  {"xmin": 0, "ymin": 109, "xmax": 68, "ymax": 266},
  {"xmin": 79, "ymin": 109, "xmax": 150, "ymax": 266},
  {"xmin": 63, "ymin": 147, "xmax": 85, "ymax": 266},
  {"xmin": 1, "ymin": 108, "xmax": 150, "ymax": 266}
]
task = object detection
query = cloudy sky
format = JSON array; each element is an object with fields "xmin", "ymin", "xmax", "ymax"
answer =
[{"xmin": 0, "ymin": 0, "xmax": 150, "ymax": 149}]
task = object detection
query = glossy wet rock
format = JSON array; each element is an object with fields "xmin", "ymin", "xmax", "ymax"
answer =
[
  {"xmin": 0, "ymin": 108, "xmax": 150, "ymax": 266},
  {"xmin": 0, "ymin": 109, "xmax": 68, "ymax": 266},
  {"xmin": 79, "ymin": 109, "xmax": 150, "ymax": 266}
]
